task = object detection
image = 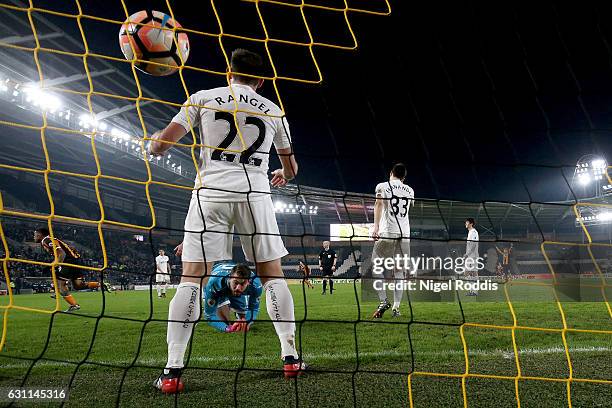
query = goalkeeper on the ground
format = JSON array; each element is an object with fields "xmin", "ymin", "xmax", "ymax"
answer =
[{"xmin": 203, "ymin": 262, "xmax": 262, "ymax": 333}]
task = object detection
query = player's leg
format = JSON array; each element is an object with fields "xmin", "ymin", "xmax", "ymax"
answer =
[
  {"xmin": 257, "ymin": 259, "xmax": 304, "ymax": 377},
  {"xmin": 322, "ymin": 277, "xmax": 327, "ymax": 294},
  {"xmin": 236, "ymin": 197, "xmax": 304, "ymax": 378},
  {"xmin": 60, "ymin": 279, "xmax": 80, "ymax": 312},
  {"xmin": 156, "ymin": 278, "xmax": 162, "ymax": 297},
  {"xmin": 161, "ymin": 278, "xmax": 168, "ymax": 297},
  {"xmin": 157, "ymin": 198, "xmax": 232, "ymax": 393},
  {"xmin": 329, "ymin": 276, "xmax": 334, "ymax": 294},
  {"xmin": 391, "ymin": 238, "xmax": 410, "ymax": 316},
  {"xmin": 371, "ymin": 239, "xmax": 391, "ymax": 318}
]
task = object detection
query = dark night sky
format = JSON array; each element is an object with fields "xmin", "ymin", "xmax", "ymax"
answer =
[{"xmin": 19, "ymin": 0, "xmax": 612, "ymax": 203}]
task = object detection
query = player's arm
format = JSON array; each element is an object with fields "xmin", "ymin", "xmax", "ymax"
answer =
[
  {"xmin": 271, "ymin": 117, "xmax": 298, "ymax": 187},
  {"xmin": 149, "ymin": 123, "xmax": 188, "ymax": 156},
  {"xmin": 238, "ymin": 281, "xmax": 262, "ymax": 332},
  {"xmin": 45, "ymin": 238, "xmax": 66, "ymax": 264},
  {"xmin": 318, "ymin": 252, "xmax": 323, "ymax": 270},
  {"xmin": 246, "ymin": 288, "xmax": 261, "ymax": 324},
  {"xmin": 271, "ymin": 147, "xmax": 298, "ymax": 187},
  {"xmin": 149, "ymin": 93, "xmax": 204, "ymax": 156},
  {"xmin": 372, "ymin": 194, "xmax": 384, "ymax": 240},
  {"xmin": 332, "ymin": 250, "xmax": 337, "ymax": 271},
  {"xmin": 203, "ymin": 279, "xmax": 231, "ymax": 332}
]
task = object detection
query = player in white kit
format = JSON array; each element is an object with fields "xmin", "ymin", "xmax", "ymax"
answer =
[
  {"xmin": 464, "ymin": 218, "xmax": 479, "ymax": 296},
  {"xmin": 371, "ymin": 163, "xmax": 414, "ymax": 318},
  {"xmin": 148, "ymin": 49, "xmax": 304, "ymax": 393},
  {"xmin": 155, "ymin": 249, "xmax": 171, "ymax": 298}
]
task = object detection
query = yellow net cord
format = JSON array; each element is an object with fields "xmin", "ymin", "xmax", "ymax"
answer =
[{"xmin": 1, "ymin": 2, "xmax": 611, "ymax": 407}]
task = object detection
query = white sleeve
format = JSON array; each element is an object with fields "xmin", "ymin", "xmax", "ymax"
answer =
[
  {"xmin": 171, "ymin": 91, "xmax": 206, "ymax": 131},
  {"xmin": 273, "ymin": 116, "xmax": 292, "ymax": 150},
  {"xmin": 375, "ymin": 183, "xmax": 385, "ymax": 198}
]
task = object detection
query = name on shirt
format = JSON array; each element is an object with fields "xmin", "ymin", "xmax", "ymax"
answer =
[
  {"xmin": 214, "ymin": 93, "xmax": 271, "ymax": 114},
  {"xmin": 382, "ymin": 183, "xmax": 413, "ymax": 196}
]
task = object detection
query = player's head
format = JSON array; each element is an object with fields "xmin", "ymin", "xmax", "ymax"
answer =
[
  {"xmin": 34, "ymin": 227, "xmax": 49, "ymax": 243},
  {"xmin": 228, "ymin": 263, "xmax": 251, "ymax": 296},
  {"xmin": 390, "ymin": 163, "xmax": 407, "ymax": 181},
  {"xmin": 159, "ymin": 249, "xmax": 165, "ymax": 256},
  {"xmin": 230, "ymin": 48, "xmax": 264, "ymax": 90},
  {"xmin": 322, "ymin": 240, "xmax": 330, "ymax": 250},
  {"xmin": 465, "ymin": 218, "xmax": 475, "ymax": 229}
]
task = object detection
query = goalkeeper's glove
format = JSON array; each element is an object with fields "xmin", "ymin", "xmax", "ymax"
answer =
[
  {"xmin": 229, "ymin": 318, "xmax": 249, "ymax": 333},
  {"xmin": 224, "ymin": 324, "xmax": 239, "ymax": 333}
]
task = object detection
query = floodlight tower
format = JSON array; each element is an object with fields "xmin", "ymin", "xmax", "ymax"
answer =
[{"xmin": 573, "ymin": 154, "xmax": 609, "ymax": 199}]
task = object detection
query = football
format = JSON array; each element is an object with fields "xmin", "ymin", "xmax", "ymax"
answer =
[{"xmin": 119, "ymin": 10, "xmax": 189, "ymax": 76}]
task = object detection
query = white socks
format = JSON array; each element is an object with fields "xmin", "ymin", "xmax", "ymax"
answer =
[
  {"xmin": 166, "ymin": 282, "xmax": 201, "ymax": 369},
  {"xmin": 374, "ymin": 274, "xmax": 387, "ymax": 302},
  {"xmin": 392, "ymin": 270, "xmax": 405, "ymax": 310},
  {"xmin": 161, "ymin": 282, "xmax": 167, "ymax": 295},
  {"xmin": 264, "ymin": 279, "xmax": 297, "ymax": 359},
  {"xmin": 156, "ymin": 284, "xmax": 161, "ymax": 296}
]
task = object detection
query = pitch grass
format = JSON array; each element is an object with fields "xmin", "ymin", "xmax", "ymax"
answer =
[{"xmin": 1, "ymin": 283, "xmax": 611, "ymax": 407}]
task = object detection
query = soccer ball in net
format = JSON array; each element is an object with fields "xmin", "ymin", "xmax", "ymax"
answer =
[{"xmin": 119, "ymin": 10, "xmax": 190, "ymax": 76}]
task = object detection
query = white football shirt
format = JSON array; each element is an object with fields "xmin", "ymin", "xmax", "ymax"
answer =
[
  {"xmin": 171, "ymin": 83, "xmax": 292, "ymax": 202},
  {"xmin": 156, "ymin": 255, "xmax": 169, "ymax": 274},
  {"xmin": 465, "ymin": 228, "xmax": 479, "ymax": 259},
  {"xmin": 375, "ymin": 179, "xmax": 414, "ymax": 238}
]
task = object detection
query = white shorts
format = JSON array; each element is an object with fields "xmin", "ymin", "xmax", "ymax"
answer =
[
  {"xmin": 156, "ymin": 274, "xmax": 171, "ymax": 283},
  {"xmin": 182, "ymin": 195, "xmax": 288, "ymax": 263},
  {"xmin": 371, "ymin": 236, "xmax": 411, "ymax": 277}
]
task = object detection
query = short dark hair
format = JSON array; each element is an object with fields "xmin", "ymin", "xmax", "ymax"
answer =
[
  {"xmin": 391, "ymin": 163, "xmax": 407, "ymax": 180},
  {"xmin": 465, "ymin": 218, "xmax": 475, "ymax": 226},
  {"xmin": 231, "ymin": 263, "xmax": 251, "ymax": 280},
  {"xmin": 35, "ymin": 227, "xmax": 49, "ymax": 236},
  {"xmin": 230, "ymin": 49, "xmax": 263, "ymax": 86}
]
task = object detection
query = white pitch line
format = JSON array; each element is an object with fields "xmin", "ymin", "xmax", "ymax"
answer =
[{"xmin": 1, "ymin": 346, "xmax": 610, "ymax": 369}]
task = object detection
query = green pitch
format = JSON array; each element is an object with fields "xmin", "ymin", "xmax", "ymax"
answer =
[{"xmin": 1, "ymin": 283, "xmax": 611, "ymax": 407}]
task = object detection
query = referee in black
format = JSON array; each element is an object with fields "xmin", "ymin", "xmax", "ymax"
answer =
[{"xmin": 318, "ymin": 241, "xmax": 337, "ymax": 295}]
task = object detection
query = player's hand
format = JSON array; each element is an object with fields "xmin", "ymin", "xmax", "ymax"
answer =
[
  {"xmin": 224, "ymin": 325, "xmax": 238, "ymax": 333},
  {"xmin": 372, "ymin": 227, "xmax": 380, "ymax": 241},
  {"xmin": 331, "ymin": 266, "xmax": 336, "ymax": 272},
  {"xmin": 174, "ymin": 242, "xmax": 183, "ymax": 257},
  {"xmin": 147, "ymin": 131, "xmax": 165, "ymax": 157},
  {"xmin": 270, "ymin": 169, "xmax": 288, "ymax": 187},
  {"xmin": 230, "ymin": 318, "xmax": 249, "ymax": 333}
]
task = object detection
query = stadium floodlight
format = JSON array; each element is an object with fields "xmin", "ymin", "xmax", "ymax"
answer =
[
  {"xmin": 79, "ymin": 113, "xmax": 99, "ymax": 128},
  {"xmin": 24, "ymin": 86, "xmax": 62, "ymax": 112},
  {"xmin": 98, "ymin": 122, "xmax": 108, "ymax": 131},
  {"xmin": 111, "ymin": 127, "xmax": 130, "ymax": 140},
  {"xmin": 578, "ymin": 173, "xmax": 591, "ymax": 185},
  {"xmin": 597, "ymin": 212, "xmax": 612, "ymax": 222},
  {"xmin": 0, "ymin": 83, "xmax": 7, "ymax": 92}
]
